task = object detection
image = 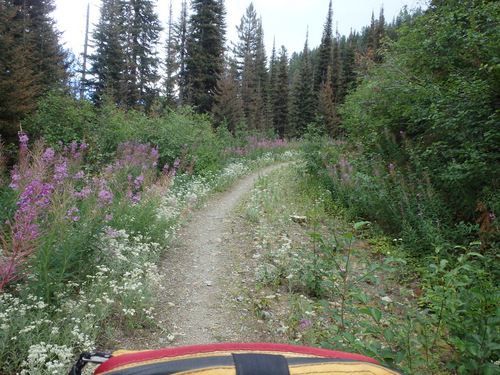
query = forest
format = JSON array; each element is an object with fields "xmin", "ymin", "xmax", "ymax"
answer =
[{"xmin": 0, "ymin": 0, "xmax": 499, "ymax": 374}]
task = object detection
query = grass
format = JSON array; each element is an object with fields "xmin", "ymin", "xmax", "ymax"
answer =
[
  {"xmin": 0, "ymin": 133, "xmax": 299, "ymax": 374},
  {"xmin": 235, "ymin": 161, "xmax": 499, "ymax": 375}
]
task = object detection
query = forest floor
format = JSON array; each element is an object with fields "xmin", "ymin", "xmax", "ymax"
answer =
[{"xmin": 101, "ymin": 163, "xmax": 298, "ymax": 351}]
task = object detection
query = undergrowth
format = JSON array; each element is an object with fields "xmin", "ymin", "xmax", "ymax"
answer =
[{"xmin": 242, "ymin": 163, "xmax": 499, "ymax": 375}]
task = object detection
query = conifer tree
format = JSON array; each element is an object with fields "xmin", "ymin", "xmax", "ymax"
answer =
[
  {"xmin": 233, "ymin": 3, "xmax": 268, "ymax": 130},
  {"xmin": 268, "ymin": 38, "xmax": 278, "ymax": 104},
  {"xmin": 290, "ymin": 33, "xmax": 315, "ymax": 135},
  {"xmin": 0, "ymin": 1, "xmax": 38, "ymax": 141},
  {"xmin": 90, "ymin": 0, "xmax": 128, "ymax": 106},
  {"xmin": 1, "ymin": 0, "xmax": 66, "ymax": 141},
  {"xmin": 163, "ymin": 1, "xmax": 178, "ymax": 107},
  {"xmin": 212, "ymin": 60, "xmax": 244, "ymax": 132},
  {"xmin": 174, "ymin": 0, "xmax": 188, "ymax": 104},
  {"xmin": 331, "ymin": 32, "xmax": 342, "ymax": 102},
  {"xmin": 122, "ymin": 0, "xmax": 162, "ymax": 108},
  {"xmin": 314, "ymin": 0, "xmax": 333, "ymax": 93},
  {"xmin": 272, "ymin": 46, "xmax": 290, "ymax": 136},
  {"xmin": 341, "ymin": 32, "xmax": 357, "ymax": 97},
  {"xmin": 90, "ymin": 0, "xmax": 162, "ymax": 109},
  {"xmin": 183, "ymin": 0, "xmax": 226, "ymax": 113},
  {"xmin": 13, "ymin": 0, "xmax": 68, "ymax": 89},
  {"xmin": 318, "ymin": 65, "xmax": 340, "ymax": 136}
]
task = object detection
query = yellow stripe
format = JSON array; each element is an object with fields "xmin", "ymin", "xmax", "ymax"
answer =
[{"xmin": 100, "ymin": 352, "xmax": 400, "ymax": 375}]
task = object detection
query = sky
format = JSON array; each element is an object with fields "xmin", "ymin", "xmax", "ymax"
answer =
[{"xmin": 53, "ymin": 0, "xmax": 428, "ymax": 61}]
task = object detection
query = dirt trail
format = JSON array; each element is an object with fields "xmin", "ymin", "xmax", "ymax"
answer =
[{"xmin": 119, "ymin": 163, "xmax": 291, "ymax": 349}]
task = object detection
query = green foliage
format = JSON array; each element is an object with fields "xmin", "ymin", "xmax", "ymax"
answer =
[
  {"xmin": 340, "ymin": 0, "xmax": 500, "ymax": 220},
  {"xmin": 24, "ymin": 91, "xmax": 97, "ymax": 147},
  {"xmin": 421, "ymin": 244, "xmax": 500, "ymax": 374},
  {"xmin": 89, "ymin": 0, "xmax": 163, "ymax": 108},
  {"xmin": 184, "ymin": 0, "xmax": 225, "ymax": 113},
  {"xmin": 289, "ymin": 229, "xmax": 500, "ymax": 374}
]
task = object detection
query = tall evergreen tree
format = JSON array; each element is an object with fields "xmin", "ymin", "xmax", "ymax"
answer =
[
  {"xmin": 233, "ymin": 3, "xmax": 268, "ymax": 130},
  {"xmin": 212, "ymin": 59, "xmax": 244, "ymax": 132},
  {"xmin": 318, "ymin": 65, "xmax": 340, "ymax": 136},
  {"xmin": 13, "ymin": 0, "xmax": 67, "ymax": 88},
  {"xmin": 121, "ymin": 0, "xmax": 162, "ymax": 108},
  {"xmin": 331, "ymin": 31, "xmax": 342, "ymax": 102},
  {"xmin": 268, "ymin": 38, "xmax": 278, "ymax": 103},
  {"xmin": 0, "ymin": 1, "xmax": 38, "ymax": 141},
  {"xmin": 341, "ymin": 32, "xmax": 357, "ymax": 97},
  {"xmin": 183, "ymin": 0, "xmax": 226, "ymax": 113},
  {"xmin": 89, "ymin": 0, "xmax": 128, "ymax": 106},
  {"xmin": 163, "ymin": 2, "xmax": 178, "ymax": 107},
  {"xmin": 290, "ymin": 32, "xmax": 315, "ymax": 135},
  {"xmin": 174, "ymin": 0, "xmax": 188, "ymax": 104},
  {"xmin": 1, "ymin": 0, "xmax": 66, "ymax": 142},
  {"xmin": 272, "ymin": 46, "xmax": 290, "ymax": 136},
  {"xmin": 89, "ymin": 0, "xmax": 162, "ymax": 109},
  {"xmin": 313, "ymin": 0, "xmax": 333, "ymax": 93}
]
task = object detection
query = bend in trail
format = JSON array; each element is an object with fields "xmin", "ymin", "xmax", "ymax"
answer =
[{"xmin": 121, "ymin": 163, "xmax": 291, "ymax": 349}]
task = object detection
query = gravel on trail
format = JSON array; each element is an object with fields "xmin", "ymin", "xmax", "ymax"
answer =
[{"xmin": 107, "ymin": 163, "xmax": 292, "ymax": 351}]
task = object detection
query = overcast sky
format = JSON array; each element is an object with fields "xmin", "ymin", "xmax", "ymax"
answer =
[{"xmin": 53, "ymin": 0, "xmax": 428, "ymax": 60}]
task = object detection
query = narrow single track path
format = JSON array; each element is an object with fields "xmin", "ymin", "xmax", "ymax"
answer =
[{"xmin": 115, "ymin": 163, "xmax": 291, "ymax": 349}]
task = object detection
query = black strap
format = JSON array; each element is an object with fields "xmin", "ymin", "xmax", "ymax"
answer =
[
  {"xmin": 233, "ymin": 353, "xmax": 290, "ymax": 375},
  {"xmin": 68, "ymin": 352, "xmax": 113, "ymax": 375}
]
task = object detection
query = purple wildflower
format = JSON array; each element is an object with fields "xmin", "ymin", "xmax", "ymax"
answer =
[{"xmin": 300, "ymin": 318, "xmax": 313, "ymax": 329}]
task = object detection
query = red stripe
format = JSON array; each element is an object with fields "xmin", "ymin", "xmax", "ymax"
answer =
[{"xmin": 95, "ymin": 343, "xmax": 380, "ymax": 374}]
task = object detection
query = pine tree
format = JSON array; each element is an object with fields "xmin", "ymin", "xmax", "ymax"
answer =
[
  {"xmin": 318, "ymin": 65, "xmax": 340, "ymax": 136},
  {"xmin": 341, "ymin": 32, "xmax": 357, "ymax": 97},
  {"xmin": 331, "ymin": 31, "xmax": 342, "ymax": 102},
  {"xmin": 89, "ymin": 0, "xmax": 162, "ymax": 109},
  {"xmin": 1, "ymin": 0, "xmax": 66, "ymax": 142},
  {"xmin": 121, "ymin": 0, "xmax": 162, "ymax": 108},
  {"xmin": 13, "ymin": 0, "xmax": 68, "ymax": 89},
  {"xmin": 183, "ymin": 0, "xmax": 226, "ymax": 113},
  {"xmin": 290, "ymin": 32, "xmax": 315, "ymax": 135},
  {"xmin": 314, "ymin": 0, "xmax": 333, "ymax": 93},
  {"xmin": 0, "ymin": 1, "xmax": 39, "ymax": 141},
  {"xmin": 374, "ymin": 8, "xmax": 386, "ymax": 63},
  {"xmin": 272, "ymin": 46, "xmax": 290, "ymax": 136},
  {"xmin": 255, "ymin": 18, "xmax": 271, "ymax": 130},
  {"xmin": 89, "ymin": 0, "xmax": 127, "ymax": 106},
  {"xmin": 233, "ymin": 3, "xmax": 268, "ymax": 130},
  {"xmin": 268, "ymin": 38, "xmax": 278, "ymax": 103},
  {"xmin": 163, "ymin": 1, "xmax": 178, "ymax": 107},
  {"xmin": 175, "ymin": 0, "xmax": 188, "ymax": 104},
  {"xmin": 212, "ymin": 60, "xmax": 244, "ymax": 132}
]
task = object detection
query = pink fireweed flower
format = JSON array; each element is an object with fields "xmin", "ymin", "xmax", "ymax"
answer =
[
  {"xmin": 42, "ymin": 148, "xmax": 56, "ymax": 164},
  {"xmin": 9, "ymin": 167, "xmax": 21, "ymax": 189},
  {"xmin": 18, "ymin": 132, "xmax": 29, "ymax": 148},
  {"xmin": 67, "ymin": 206, "xmax": 79, "ymax": 215},
  {"xmin": 105, "ymin": 213, "xmax": 114, "ymax": 221},
  {"xmin": 105, "ymin": 228, "xmax": 120, "ymax": 237},
  {"xmin": 98, "ymin": 189, "xmax": 114, "ymax": 205},
  {"xmin": 73, "ymin": 171, "xmax": 85, "ymax": 179},
  {"xmin": 72, "ymin": 185, "xmax": 92, "ymax": 200},
  {"xmin": 130, "ymin": 193, "xmax": 142, "ymax": 203},
  {"xmin": 53, "ymin": 162, "xmax": 69, "ymax": 183},
  {"xmin": 300, "ymin": 318, "xmax": 313, "ymax": 329}
]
